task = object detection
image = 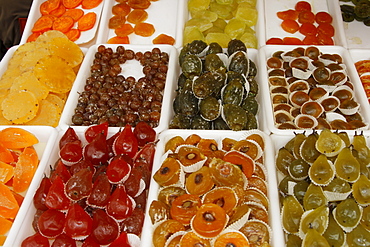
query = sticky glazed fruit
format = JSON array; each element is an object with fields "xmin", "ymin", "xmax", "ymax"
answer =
[
  {"xmin": 185, "ymin": 166, "xmax": 214, "ymax": 196},
  {"xmin": 213, "ymin": 231, "xmax": 250, "ymax": 247},
  {"xmin": 153, "ymin": 157, "xmax": 181, "ymax": 187},
  {"xmin": 152, "ymin": 219, "xmax": 185, "ymax": 247},
  {"xmin": 202, "ymin": 187, "xmax": 238, "ymax": 216},
  {"xmin": 170, "ymin": 194, "xmax": 202, "ymax": 225}
]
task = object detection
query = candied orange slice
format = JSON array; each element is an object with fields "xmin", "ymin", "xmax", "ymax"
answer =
[
  {"xmin": 11, "ymin": 191, "xmax": 24, "ymax": 207},
  {"xmin": 45, "ymin": 93, "xmax": 65, "ymax": 111},
  {"xmin": 10, "ymin": 71, "xmax": 49, "ymax": 101},
  {"xmin": 0, "ymin": 128, "xmax": 38, "ymax": 150},
  {"xmin": 81, "ymin": 0, "xmax": 102, "ymax": 9},
  {"xmin": 13, "ymin": 146, "xmax": 39, "ymax": 193},
  {"xmin": 0, "ymin": 162, "xmax": 14, "ymax": 184},
  {"xmin": 191, "ymin": 203, "xmax": 227, "ymax": 238},
  {"xmin": 26, "ymin": 99, "xmax": 62, "ymax": 127},
  {"xmin": 0, "ymin": 182, "xmax": 19, "ymax": 219},
  {"xmin": 63, "ymin": 8, "xmax": 84, "ymax": 21},
  {"xmin": 223, "ymin": 150, "xmax": 255, "ymax": 178},
  {"xmin": 34, "ymin": 55, "xmax": 76, "ymax": 93},
  {"xmin": 1, "ymin": 91, "xmax": 39, "ymax": 124},
  {"xmin": 48, "ymin": 37, "xmax": 84, "ymax": 67},
  {"xmin": 65, "ymin": 29, "xmax": 81, "ymax": 42},
  {"xmin": 0, "ymin": 144, "xmax": 14, "ymax": 164},
  {"xmin": 0, "ymin": 215, "xmax": 12, "ymax": 235},
  {"xmin": 52, "ymin": 16, "xmax": 74, "ymax": 33},
  {"xmin": 214, "ymin": 231, "xmax": 250, "ymax": 247},
  {"xmin": 32, "ymin": 15, "xmax": 54, "ymax": 33}
]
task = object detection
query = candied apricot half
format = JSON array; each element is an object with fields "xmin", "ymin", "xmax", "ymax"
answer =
[
  {"xmin": 152, "ymin": 219, "xmax": 185, "ymax": 247},
  {"xmin": 0, "ymin": 128, "xmax": 38, "ymax": 149},
  {"xmin": 214, "ymin": 231, "xmax": 250, "ymax": 247},
  {"xmin": 184, "ymin": 134, "xmax": 202, "ymax": 146},
  {"xmin": 165, "ymin": 136, "xmax": 185, "ymax": 153},
  {"xmin": 134, "ymin": 22, "xmax": 155, "ymax": 37},
  {"xmin": 13, "ymin": 146, "xmax": 39, "ymax": 193},
  {"xmin": 223, "ymin": 150, "xmax": 255, "ymax": 178},
  {"xmin": 127, "ymin": 9, "xmax": 148, "ymax": 24},
  {"xmin": 152, "ymin": 34, "xmax": 175, "ymax": 45},
  {"xmin": 0, "ymin": 182, "xmax": 19, "ymax": 219},
  {"xmin": 185, "ymin": 166, "xmax": 214, "ymax": 196},
  {"xmin": 178, "ymin": 146, "xmax": 205, "ymax": 167},
  {"xmin": 170, "ymin": 194, "xmax": 201, "ymax": 225},
  {"xmin": 191, "ymin": 203, "xmax": 227, "ymax": 238},
  {"xmin": 202, "ymin": 187, "xmax": 238, "ymax": 215},
  {"xmin": 153, "ymin": 157, "xmax": 181, "ymax": 187},
  {"xmin": 179, "ymin": 231, "xmax": 211, "ymax": 247},
  {"xmin": 231, "ymin": 139, "xmax": 261, "ymax": 160}
]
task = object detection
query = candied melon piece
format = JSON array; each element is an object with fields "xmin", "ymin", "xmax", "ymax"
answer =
[
  {"xmin": 205, "ymin": 33, "xmax": 231, "ymax": 48},
  {"xmin": 34, "ymin": 55, "xmax": 76, "ymax": 93},
  {"xmin": 210, "ymin": 2, "xmax": 233, "ymax": 20},
  {"xmin": 0, "ymin": 215, "xmax": 12, "ymax": 235},
  {"xmin": 0, "ymin": 182, "xmax": 19, "ymax": 219},
  {"xmin": 0, "ymin": 128, "xmax": 38, "ymax": 149},
  {"xmin": 235, "ymin": 3, "xmax": 258, "ymax": 27},
  {"xmin": 10, "ymin": 71, "xmax": 49, "ymax": 101},
  {"xmin": 47, "ymin": 37, "xmax": 84, "ymax": 68},
  {"xmin": 213, "ymin": 18, "xmax": 227, "ymax": 30},
  {"xmin": 183, "ymin": 26, "xmax": 205, "ymax": 45},
  {"xmin": 224, "ymin": 18, "xmax": 246, "ymax": 39},
  {"xmin": 26, "ymin": 99, "xmax": 62, "ymax": 127},
  {"xmin": 0, "ymin": 161, "xmax": 14, "ymax": 184},
  {"xmin": 45, "ymin": 93, "xmax": 65, "ymax": 111},
  {"xmin": 237, "ymin": 0, "xmax": 256, "ymax": 6},
  {"xmin": 1, "ymin": 91, "xmax": 39, "ymax": 124},
  {"xmin": 0, "ymin": 143, "xmax": 14, "ymax": 164},
  {"xmin": 20, "ymin": 47, "xmax": 51, "ymax": 72},
  {"xmin": 188, "ymin": 0, "xmax": 211, "ymax": 14},
  {"xmin": 13, "ymin": 146, "xmax": 39, "ymax": 193},
  {"xmin": 191, "ymin": 10, "xmax": 218, "ymax": 22},
  {"xmin": 186, "ymin": 18, "xmax": 213, "ymax": 32}
]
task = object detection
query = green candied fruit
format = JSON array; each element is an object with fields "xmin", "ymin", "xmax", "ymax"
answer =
[
  {"xmin": 210, "ymin": 2, "xmax": 234, "ymax": 20},
  {"xmin": 236, "ymin": 0, "xmax": 257, "ymax": 7},
  {"xmin": 185, "ymin": 18, "xmax": 213, "ymax": 32},
  {"xmin": 213, "ymin": 18, "xmax": 227, "ymax": 30},
  {"xmin": 191, "ymin": 10, "xmax": 218, "ymax": 22},
  {"xmin": 188, "ymin": 0, "xmax": 211, "ymax": 14},
  {"xmin": 205, "ymin": 33, "xmax": 231, "ymax": 48},
  {"xmin": 216, "ymin": 0, "xmax": 235, "ymax": 4},
  {"xmin": 183, "ymin": 26, "xmax": 205, "ymax": 46},
  {"xmin": 203, "ymin": 26, "xmax": 224, "ymax": 36},
  {"xmin": 240, "ymin": 32, "xmax": 257, "ymax": 48},
  {"xmin": 235, "ymin": 3, "xmax": 258, "ymax": 27},
  {"xmin": 224, "ymin": 18, "xmax": 246, "ymax": 39}
]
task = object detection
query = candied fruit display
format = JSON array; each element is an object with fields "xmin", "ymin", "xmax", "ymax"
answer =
[
  {"xmin": 0, "ymin": 30, "xmax": 83, "ymax": 127},
  {"xmin": 265, "ymin": 46, "xmax": 367, "ymax": 130},
  {"xmin": 147, "ymin": 131, "xmax": 273, "ymax": 247},
  {"xmin": 170, "ymin": 39, "xmax": 259, "ymax": 131},
  {"xmin": 276, "ymin": 130, "xmax": 370, "ymax": 246},
  {"xmin": 184, "ymin": 0, "xmax": 258, "ymax": 48},
  {"xmin": 21, "ymin": 122, "xmax": 157, "ymax": 246},
  {"xmin": 354, "ymin": 59, "xmax": 370, "ymax": 103}
]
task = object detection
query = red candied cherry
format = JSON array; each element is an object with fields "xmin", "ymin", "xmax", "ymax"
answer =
[
  {"xmin": 84, "ymin": 122, "xmax": 109, "ymax": 143},
  {"xmin": 38, "ymin": 209, "xmax": 66, "ymax": 238},
  {"xmin": 21, "ymin": 232, "xmax": 49, "ymax": 247},
  {"xmin": 91, "ymin": 209, "xmax": 120, "ymax": 245},
  {"xmin": 64, "ymin": 203, "xmax": 93, "ymax": 240}
]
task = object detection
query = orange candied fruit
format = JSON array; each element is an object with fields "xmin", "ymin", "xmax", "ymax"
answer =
[
  {"xmin": 112, "ymin": 3, "xmax": 131, "ymax": 16},
  {"xmin": 277, "ymin": 9, "xmax": 298, "ymax": 21},
  {"xmin": 191, "ymin": 203, "xmax": 227, "ymax": 238},
  {"xmin": 115, "ymin": 23, "xmax": 134, "ymax": 37},
  {"xmin": 109, "ymin": 15, "xmax": 126, "ymax": 29},
  {"xmin": 0, "ymin": 127, "xmax": 38, "ymax": 149},
  {"xmin": 152, "ymin": 34, "xmax": 175, "ymax": 45},
  {"xmin": 281, "ymin": 19, "xmax": 299, "ymax": 34},
  {"xmin": 170, "ymin": 194, "xmax": 201, "ymax": 225},
  {"xmin": 107, "ymin": 36, "xmax": 130, "ymax": 44},
  {"xmin": 127, "ymin": 9, "xmax": 148, "ymax": 24},
  {"xmin": 127, "ymin": 0, "xmax": 151, "ymax": 9},
  {"xmin": 134, "ymin": 22, "xmax": 155, "ymax": 37}
]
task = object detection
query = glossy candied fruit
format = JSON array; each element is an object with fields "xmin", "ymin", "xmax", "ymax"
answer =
[
  {"xmin": 178, "ymin": 146, "xmax": 206, "ymax": 167},
  {"xmin": 185, "ymin": 166, "xmax": 214, "ymax": 196},
  {"xmin": 202, "ymin": 187, "xmax": 238, "ymax": 215},
  {"xmin": 152, "ymin": 219, "xmax": 185, "ymax": 247},
  {"xmin": 170, "ymin": 194, "xmax": 202, "ymax": 225},
  {"xmin": 153, "ymin": 157, "xmax": 181, "ymax": 187}
]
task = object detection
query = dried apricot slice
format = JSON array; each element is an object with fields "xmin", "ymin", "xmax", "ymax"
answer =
[
  {"xmin": 0, "ymin": 144, "xmax": 14, "ymax": 164},
  {"xmin": 50, "ymin": 4, "xmax": 66, "ymax": 17},
  {"xmin": 112, "ymin": 3, "xmax": 131, "ymax": 16},
  {"xmin": 62, "ymin": 0, "xmax": 82, "ymax": 9},
  {"xmin": 185, "ymin": 166, "xmax": 214, "ymax": 196},
  {"xmin": 191, "ymin": 203, "xmax": 227, "ymax": 238},
  {"xmin": 63, "ymin": 8, "xmax": 84, "ymax": 21},
  {"xmin": 13, "ymin": 146, "xmax": 39, "ymax": 193},
  {"xmin": 127, "ymin": 9, "xmax": 148, "ymax": 24},
  {"xmin": 178, "ymin": 146, "xmax": 205, "ymax": 167},
  {"xmin": 65, "ymin": 29, "xmax": 81, "ymax": 42},
  {"xmin": 134, "ymin": 22, "xmax": 155, "ymax": 37},
  {"xmin": 127, "ymin": 0, "xmax": 151, "ymax": 9},
  {"xmin": 48, "ymin": 37, "xmax": 84, "ymax": 67},
  {"xmin": 109, "ymin": 15, "xmax": 126, "ymax": 29},
  {"xmin": 153, "ymin": 157, "xmax": 181, "ymax": 187},
  {"xmin": 152, "ymin": 34, "xmax": 175, "ymax": 45},
  {"xmin": 53, "ymin": 16, "xmax": 74, "ymax": 33},
  {"xmin": 0, "ymin": 162, "xmax": 14, "ymax": 184},
  {"xmin": 115, "ymin": 23, "xmax": 134, "ymax": 37},
  {"xmin": 78, "ymin": 12, "xmax": 96, "ymax": 31},
  {"xmin": 107, "ymin": 36, "xmax": 130, "ymax": 44},
  {"xmin": 10, "ymin": 71, "xmax": 49, "ymax": 101},
  {"xmin": 0, "ymin": 182, "xmax": 19, "ymax": 219},
  {"xmin": 1, "ymin": 91, "xmax": 39, "ymax": 124},
  {"xmin": 26, "ymin": 99, "xmax": 62, "ymax": 127},
  {"xmin": 0, "ymin": 128, "xmax": 38, "ymax": 149},
  {"xmin": 81, "ymin": 0, "xmax": 102, "ymax": 9}
]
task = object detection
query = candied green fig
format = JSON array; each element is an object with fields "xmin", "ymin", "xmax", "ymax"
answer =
[
  {"xmin": 286, "ymin": 234, "xmax": 302, "ymax": 247},
  {"xmin": 209, "ymin": 158, "xmax": 244, "ymax": 187},
  {"xmin": 346, "ymin": 223, "xmax": 370, "ymax": 246},
  {"xmin": 303, "ymin": 184, "xmax": 328, "ymax": 211},
  {"xmin": 191, "ymin": 114, "xmax": 212, "ymax": 130},
  {"xmin": 248, "ymin": 77, "xmax": 259, "ymax": 97},
  {"xmin": 294, "ymin": 180, "xmax": 310, "ymax": 204},
  {"xmin": 281, "ymin": 195, "xmax": 304, "ymax": 234},
  {"xmin": 177, "ymin": 73, "xmax": 187, "ymax": 90},
  {"xmin": 352, "ymin": 174, "xmax": 370, "ymax": 206},
  {"xmin": 248, "ymin": 59, "xmax": 257, "ymax": 78},
  {"xmin": 213, "ymin": 117, "xmax": 230, "ymax": 130},
  {"xmin": 241, "ymin": 96, "xmax": 258, "ymax": 115},
  {"xmin": 204, "ymin": 53, "xmax": 226, "ymax": 72},
  {"xmin": 309, "ymin": 154, "xmax": 335, "ymax": 186},
  {"xmin": 302, "ymin": 228, "xmax": 330, "ymax": 247},
  {"xmin": 181, "ymin": 54, "xmax": 202, "ymax": 79},
  {"xmin": 187, "ymin": 39, "xmax": 208, "ymax": 55},
  {"xmin": 228, "ymin": 51, "xmax": 249, "ymax": 76},
  {"xmin": 315, "ymin": 129, "xmax": 345, "ymax": 157},
  {"xmin": 193, "ymin": 71, "xmax": 224, "ymax": 99},
  {"xmin": 361, "ymin": 205, "xmax": 370, "ymax": 231},
  {"xmin": 300, "ymin": 132, "xmax": 321, "ymax": 164},
  {"xmin": 222, "ymin": 104, "xmax": 248, "ymax": 131},
  {"xmin": 206, "ymin": 42, "xmax": 223, "ymax": 55},
  {"xmin": 245, "ymin": 110, "xmax": 258, "ymax": 130},
  {"xmin": 323, "ymin": 213, "xmax": 346, "ymax": 247},
  {"xmin": 199, "ymin": 96, "xmax": 221, "ymax": 121},
  {"xmin": 334, "ymin": 147, "xmax": 361, "ymax": 183},
  {"xmin": 221, "ymin": 78, "xmax": 245, "ymax": 105},
  {"xmin": 352, "ymin": 133, "xmax": 370, "ymax": 168},
  {"xmin": 276, "ymin": 147, "xmax": 296, "ymax": 176},
  {"xmin": 299, "ymin": 205, "xmax": 329, "ymax": 237},
  {"xmin": 279, "ymin": 176, "xmax": 295, "ymax": 196},
  {"xmin": 333, "ymin": 198, "xmax": 362, "ymax": 232},
  {"xmin": 227, "ymin": 39, "xmax": 247, "ymax": 56},
  {"xmin": 288, "ymin": 158, "xmax": 310, "ymax": 180},
  {"xmin": 176, "ymin": 90, "xmax": 199, "ymax": 117},
  {"xmin": 169, "ymin": 113, "xmax": 192, "ymax": 129},
  {"xmin": 179, "ymin": 44, "xmax": 190, "ymax": 66}
]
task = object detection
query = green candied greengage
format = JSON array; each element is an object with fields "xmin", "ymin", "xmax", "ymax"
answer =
[
  {"xmin": 245, "ymin": 109, "xmax": 257, "ymax": 129},
  {"xmin": 204, "ymin": 53, "xmax": 226, "ymax": 72},
  {"xmin": 241, "ymin": 95, "xmax": 258, "ymax": 115},
  {"xmin": 169, "ymin": 113, "xmax": 192, "ymax": 129},
  {"xmin": 173, "ymin": 90, "xmax": 198, "ymax": 117},
  {"xmin": 206, "ymin": 42, "xmax": 223, "ymax": 55},
  {"xmin": 181, "ymin": 54, "xmax": 202, "ymax": 79},
  {"xmin": 222, "ymin": 103, "xmax": 248, "ymax": 131},
  {"xmin": 213, "ymin": 116, "xmax": 230, "ymax": 130},
  {"xmin": 229, "ymin": 51, "xmax": 249, "ymax": 76},
  {"xmin": 221, "ymin": 78, "xmax": 245, "ymax": 105},
  {"xmin": 227, "ymin": 39, "xmax": 247, "ymax": 56},
  {"xmin": 193, "ymin": 71, "xmax": 225, "ymax": 99},
  {"xmin": 199, "ymin": 96, "xmax": 221, "ymax": 121},
  {"xmin": 191, "ymin": 114, "xmax": 212, "ymax": 129}
]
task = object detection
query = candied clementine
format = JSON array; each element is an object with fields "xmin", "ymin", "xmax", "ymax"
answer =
[
  {"xmin": 13, "ymin": 146, "xmax": 39, "ymax": 193},
  {"xmin": 107, "ymin": 36, "xmax": 130, "ymax": 44},
  {"xmin": 295, "ymin": 1, "xmax": 311, "ymax": 13},
  {"xmin": 109, "ymin": 15, "xmax": 126, "ymax": 29},
  {"xmin": 115, "ymin": 23, "xmax": 134, "ymax": 37},
  {"xmin": 134, "ymin": 22, "xmax": 155, "ymax": 37},
  {"xmin": 78, "ymin": 12, "xmax": 96, "ymax": 31},
  {"xmin": 112, "ymin": 3, "xmax": 131, "ymax": 16},
  {"xmin": 0, "ymin": 128, "xmax": 38, "ymax": 149},
  {"xmin": 63, "ymin": 8, "xmax": 84, "ymax": 21},
  {"xmin": 317, "ymin": 23, "xmax": 335, "ymax": 37},
  {"xmin": 81, "ymin": 0, "xmax": 102, "ymax": 9},
  {"xmin": 52, "ymin": 16, "xmax": 74, "ymax": 33},
  {"xmin": 281, "ymin": 19, "xmax": 299, "ymax": 33},
  {"xmin": 298, "ymin": 10, "xmax": 315, "ymax": 24},
  {"xmin": 0, "ymin": 182, "xmax": 19, "ymax": 219},
  {"xmin": 62, "ymin": 0, "xmax": 82, "ymax": 9},
  {"xmin": 152, "ymin": 34, "xmax": 175, "ymax": 45},
  {"xmin": 127, "ymin": 9, "xmax": 148, "ymax": 24},
  {"xmin": 277, "ymin": 9, "xmax": 298, "ymax": 20}
]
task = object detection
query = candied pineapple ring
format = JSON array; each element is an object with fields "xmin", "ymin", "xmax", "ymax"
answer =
[{"xmin": 1, "ymin": 91, "xmax": 39, "ymax": 124}]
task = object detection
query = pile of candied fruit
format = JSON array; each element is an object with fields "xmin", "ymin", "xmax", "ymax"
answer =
[
  {"xmin": 21, "ymin": 121, "xmax": 156, "ymax": 246},
  {"xmin": 149, "ymin": 131, "xmax": 271, "ymax": 247},
  {"xmin": 354, "ymin": 59, "xmax": 370, "ymax": 103}
]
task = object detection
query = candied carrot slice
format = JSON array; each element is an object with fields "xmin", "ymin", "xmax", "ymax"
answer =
[
  {"xmin": 0, "ymin": 144, "xmax": 14, "ymax": 164},
  {"xmin": 112, "ymin": 3, "xmax": 131, "ymax": 16},
  {"xmin": 62, "ymin": 0, "xmax": 82, "ymax": 9},
  {"xmin": 13, "ymin": 146, "xmax": 39, "ymax": 193},
  {"xmin": 50, "ymin": 4, "xmax": 66, "ymax": 17},
  {"xmin": 115, "ymin": 23, "xmax": 134, "ymax": 37},
  {"xmin": 52, "ymin": 15, "xmax": 74, "ymax": 33},
  {"xmin": 32, "ymin": 15, "xmax": 54, "ymax": 33},
  {"xmin": 152, "ymin": 33, "xmax": 175, "ymax": 45},
  {"xmin": 134, "ymin": 22, "xmax": 155, "ymax": 37},
  {"xmin": 40, "ymin": 0, "xmax": 61, "ymax": 15},
  {"xmin": 78, "ymin": 12, "xmax": 96, "ymax": 31},
  {"xmin": 0, "ymin": 182, "xmax": 19, "ymax": 219},
  {"xmin": 0, "ymin": 161, "xmax": 14, "ymax": 184},
  {"xmin": 107, "ymin": 36, "xmax": 130, "ymax": 44},
  {"xmin": 40, "ymin": 1, "xmax": 51, "ymax": 15},
  {"xmin": 127, "ymin": 9, "xmax": 148, "ymax": 24},
  {"xmin": 65, "ymin": 28, "xmax": 81, "ymax": 41},
  {"xmin": 0, "ymin": 128, "xmax": 38, "ymax": 150},
  {"xmin": 63, "ymin": 8, "xmax": 84, "ymax": 21},
  {"xmin": 0, "ymin": 216, "xmax": 12, "ymax": 235},
  {"xmin": 81, "ymin": 0, "xmax": 103, "ymax": 9}
]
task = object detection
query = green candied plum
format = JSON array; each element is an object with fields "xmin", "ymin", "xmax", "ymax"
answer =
[
  {"xmin": 204, "ymin": 53, "xmax": 226, "ymax": 72},
  {"xmin": 248, "ymin": 77, "xmax": 259, "ymax": 97},
  {"xmin": 229, "ymin": 51, "xmax": 249, "ymax": 75},
  {"xmin": 241, "ymin": 96, "xmax": 258, "ymax": 115},
  {"xmin": 222, "ymin": 78, "xmax": 244, "ymax": 105},
  {"xmin": 222, "ymin": 104, "xmax": 248, "ymax": 131},
  {"xmin": 181, "ymin": 54, "xmax": 202, "ymax": 79},
  {"xmin": 199, "ymin": 96, "xmax": 221, "ymax": 121},
  {"xmin": 213, "ymin": 117, "xmax": 230, "ymax": 130},
  {"xmin": 227, "ymin": 39, "xmax": 247, "ymax": 56},
  {"xmin": 169, "ymin": 113, "xmax": 192, "ymax": 129},
  {"xmin": 206, "ymin": 42, "xmax": 223, "ymax": 55},
  {"xmin": 191, "ymin": 114, "xmax": 212, "ymax": 130},
  {"xmin": 175, "ymin": 90, "xmax": 198, "ymax": 117},
  {"xmin": 245, "ymin": 110, "xmax": 257, "ymax": 130}
]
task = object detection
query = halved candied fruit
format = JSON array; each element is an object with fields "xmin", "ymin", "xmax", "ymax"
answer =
[
  {"xmin": 158, "ymin": 186, "xmax": 186, "ymax": 206},
  {"xmin": 178, "ymin": 146, "xmax": 205, "ymax": 167},
  {"xmin": 185, "ymin": 166, "xmax": 214, "ymax": 196},
  {"xmin": 222, "ymin": 138, "xmax": 237, "ymax": 152},
  {"xmin": 152, "ymin": 219, "xmax": 185, "ymax": 247},
  {"xmin": 149, "ymin": 200, "xmax": 170, "ymax": 224},
  {"xmin": 231, "ymin": 139, "xmax": 260, "ymax": 160},
  {"xmin": 153, "ymin": 157, "xmax": 181, "ymax": 187},
  {"xmin": 112, "ymin": 3, "xmax": 131, "ymax": 16},
  {"xmin": 202, "ymin": 187, "xmax": 238, "ymax": 215},
  {"xmin": 170, "ymin": 194, "xmax": 201, "ymax": 225},
  {"xmin": 134, "ymin": 22, "xmax": 155, "ymax": 37},
  {"xmin": 184, "ymin": 134, "xmax": 202, "ymax": 146},
  {"xmin": 213, "ymin": 231, "xmax": 250, "ymax": 247},
  {"xmin": 165, "ymin": 136, "xmax": 185, "ymax": 153},
  {"xmin": 209, "ymin": 158, "xmax": 244, "ymax": 187},
  {"xmin": 127, "ymin": 9, "xmax": 148, "ymax": 24},
  {"xmin": 179, "ymin": 231, "xmax": 211, "ymax": 247},
  {"xmin": 152, "ymin": 34, "xmax": 175, "ymax": 45},
  {"xmin": 197, "ymin": 139, "xmax": 219, "ymax": 154}
]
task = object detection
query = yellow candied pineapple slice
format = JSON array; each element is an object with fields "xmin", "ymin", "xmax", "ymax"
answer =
[
  {"xmin": 1, "ymin": 90, "xmax": 39, "ymax": 124},
  {"xmin": 19, "ymin": 47, "xmax": 50, "ymax": 73},
  {"xmin": 48, "ymin": 37, "xmax": 84, "ymax": 68},
  {"xmin": 10, "ymin": 71, "xmax": 49, "ymax": 101},
  {"xmin": 26, "ymin": 99, "xmax": 62, "ymax": 127},
  {"xmin": 0, "ymin": 67, "xmax": 21, "ymax": 90},
  {"xmin": 34, "ymin": 55, "xmax": 76, "ymax": 94},
  {"xmin": 50, "ymin": 92, "xmax": 68, "ymax": 102},
  {"xmin": 36, "ymin": 30, "xmax": 68, "ymax": 43},
  {"xmin": 45, "ymin": 93, "xmax": 65, "ymax": 111}
]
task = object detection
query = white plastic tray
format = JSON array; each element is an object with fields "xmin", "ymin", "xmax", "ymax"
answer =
[
  {"xmin": 97, "ymin": 0, "xmax": 186, "ymax": 48},
  {"xmin": 2, "ymin": 126, "xmax": 58, "ymax": 247},
  {"xmin": 20, "ymin": 0, "xmax": 105, "ymax": 46},
  {"xmin": 264, "ymin": 0, "xmax": 346, "ymax": 47},
  {"xmin": 259, "ymin": 45, "xmax": 370, "ymax": 135},
  {"xmin": 59, "ymin": 44, "xmax": 178, "ymax": 134},
  {"xmin": 141, "ymin": 129, "xmax": 284, "ymax": 247}
]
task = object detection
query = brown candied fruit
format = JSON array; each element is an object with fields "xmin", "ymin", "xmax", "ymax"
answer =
[
  {"xmin": 228, "ymin": 203, "xmax": 250, "ymax": 226},
  {"xmin": 202, "ymin": 187, "xmax": 238, "ymax": 216},
  {"xmin": 170, "ymin": 194, "xmax": 202, "ymax": 225},
  {"xmin": 231, "ymin": 139, "xmax": 260, "ymax": 160},
  {"xmin": 197, "ymin": 138, "xmax": 218, "ymax": 154},
  {"xmin": 158, "ymin": 186, "xmax": 186, "ymax": 206},
  {"xmin": 153, "ymin": 157, "xmax": 181, "ymax": 187},
  {"xmin": 149, "ymin": 200, "xmax": 170, "ymax": 224},
  {"xmin": 127, "ymin": 9, "xmax": 148, "ymax": 24},
  {"xmin": 244, "ymin": 188, "xmax": 269, "ymax": 210},
  {"xmin": 209, "ymin": 158, "xmax": 244, "ymax": 188},
  {"xmin": 178, "ymin": 146, "xmax": 205, "ymax": 167},
  {"xmin": 246, "ymin": 134, "xmax": 265, "ymax": 150},
  {"xmin": 184, "ymin": 134, "xmax": 202, "ymax": 146},
  {"xmin": 134, "ymin": 22, "xmax": 155, "ymax": 37},
  {"xmin": 127, "ymin": 0, "xmax": 151, "ymax": 9},
  {"xmin": 248, "ymin": 202, "xmax": 269, "ymax": 224},
  {"xmin": 109, "ymin": 15, "xmax": 126, "ymax": 29},
  {"xmin": 239, "ymin": 220, "xmax": 270, "ymax": 247},
  {"xmin": 214, "ymin": 231, "xmax": 250, "ymax": 247},
  {"xmin": 112, "ymin": 3, "xmax": 131, "ymax": 16},
  {"xmin": 179, "ymin": 231, "xmax": 212, "ymax": 247},
  {"xmin": 165, "ymin": 136, "xmax": 185, "ymax": 153},
  {"xmin": 115, "ymin": 23, "xmax": 134, "ymax": 37},
  {"xmin": 191, "ymin": 203, "xmax": 227, "ymax": 238},
  {"xmin": 152, "ymin": 219, "xmax": 185, "ymax": 247},
  {"xmin": 153, "ymin": 34, "xmax": 175, "ymax": 45},
  {"xmin": 222, "ymin": 138, "xmax": 237, "ymax": 152},
  {"xmin": 223, "ymin": 150, "xmax": 255, "ymax": 178},
  {"xmin": 248, "ymin": 176, "xmax": 268, "ymax": 196},
  {"xmin": 185, "ymin": 166, "xmax": 214, "ymax": 196}
]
